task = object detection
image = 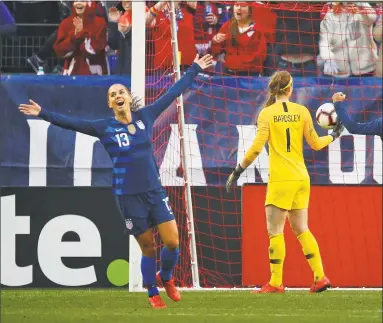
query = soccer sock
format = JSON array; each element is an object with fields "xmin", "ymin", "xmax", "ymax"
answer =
[
  {"xmin": 141, "ymin": 255, "xmax": 159, "ymax": 297},
  {"xmin": 297, "ymin": 230, "xmax": 325, "ymax": 281},
  {"xmin": 160, "ymin": 247, "xmax": 180, "ymax": 281},
  {"xmin": 268, "ymin": 233, "xmax": 286, "ymax": 288}
]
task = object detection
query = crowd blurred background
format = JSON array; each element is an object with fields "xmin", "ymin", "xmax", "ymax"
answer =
[{"xmin": 0, "ymin": 1, "xmax": 382, "ymax": 78}]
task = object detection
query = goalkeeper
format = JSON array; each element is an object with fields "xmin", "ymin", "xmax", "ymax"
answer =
[
  {"xmin": 333, "ymin": 92, "xmax": 383, "ymax": 141},
  {"xmin": 226, "ymin": 71, "xmax": 343, "ymax": 293}
]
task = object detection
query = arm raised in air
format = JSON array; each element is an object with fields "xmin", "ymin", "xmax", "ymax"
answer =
[
  {"xmin": 19, "ymin": 99, "xmax": 104, "ymax": 138},
  {"xmin": 141, "ymin": 54, "xmax": 213, "ymax": 124}
]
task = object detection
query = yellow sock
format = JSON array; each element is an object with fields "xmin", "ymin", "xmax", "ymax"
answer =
[
  {"xmin": 297, "ymin": 230, "xmax": 325, "ymax": 281},
  {"xmin": 268, "ymin": 233, "xmax": 285, "ymax": 287}
]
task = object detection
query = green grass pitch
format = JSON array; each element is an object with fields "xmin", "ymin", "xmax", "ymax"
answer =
[{"xmin": 1, "ymin": 289, "xmax": 382, "ymax": 323}]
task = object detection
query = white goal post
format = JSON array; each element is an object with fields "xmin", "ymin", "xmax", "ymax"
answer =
[
  {"xmin": 128, "ymin": 1, "xmax": 146, "ymax": 292},
  {"xmin": 128, "ymin": 1, "xmax": 200, "ymax": 292}
]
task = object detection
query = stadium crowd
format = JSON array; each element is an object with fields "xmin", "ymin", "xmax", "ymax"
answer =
[{"xmin": 0, "ymin": 1, "xmax": 382, "ymax": 77}]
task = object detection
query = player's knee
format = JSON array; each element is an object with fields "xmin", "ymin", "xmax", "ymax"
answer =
[
  {"xmin": 138, "ymin": 240, "xmax": 156, "ymax": 257},
  {"xmin": 163, "ymin": 238, "xmax": 180, "ymax": 251},
  {"xmin": 164, "ymin": 239, "xmax": 179, "ymax": 251},
  {"xmin": 266, "ymin": 223, "xmax": 283, "ymax": 237},
  {"xmin": 291, "ymin": 224, "xmax": 308, "ymax": 237},
  {"xmin": 267, "ymin": 228, "xmax": 283, "ymax": 237},
  {"xmin": 141, "ymin": 245, "xmax": 156, "ymax": 257}
]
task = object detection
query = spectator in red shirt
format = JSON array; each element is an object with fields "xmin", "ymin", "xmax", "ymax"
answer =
[
  {"xmin": 194, "ymin": 2, "xmax": 229, "ymax": 56},
  {"xmin": 146, "ymin": 1, "xmax": 198, "ymax": 72},
  {"xmin": 54, "ymin": 1, "xmax": 108, "ymax": 75},
  {"xmin": 211, "ymin": 1, "xmax": 268, "ymax": 76}
]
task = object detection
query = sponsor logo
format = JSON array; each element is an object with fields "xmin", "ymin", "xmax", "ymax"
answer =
[{"xmin": 0, "ymin": 195, "xmax": 129, "ymax": 287}]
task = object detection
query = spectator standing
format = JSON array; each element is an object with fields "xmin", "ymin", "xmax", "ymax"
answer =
[
  {"xmin": 108, "ymin": 0, "xmax": 160, "ymax": 75},
  {"xmin": 54, "ymin": 1, "xmax": 108, "ymax": 75},
  {"xmin": 146, "ymin": 1, "xmax": 198, "ymax": 71},
  {"xmin": 319, "ymin": 2, "xmax": 378, "ymax": 77},
  {"xmin": 193, "ymin": 1, "xmax": 230, "ymax": 56},
  {"xmin": 264, "ymin": 2, "xmax": 319, "ymax": 77},
  {"xmin": 212, "ymin": 1, "xmax": 268, "ymax": 76},
  {"xmin": 27, "ymin": 1, "xmax": 107, "ymax": 74}
]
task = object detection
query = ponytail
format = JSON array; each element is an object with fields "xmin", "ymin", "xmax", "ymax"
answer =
[
  {"xmin": 265, "ymin": 94, "xmax": 276, "ymax": 107},
  {"xmin": 264, "ymin": 70, "xmax": 292, "ymax": 108}
]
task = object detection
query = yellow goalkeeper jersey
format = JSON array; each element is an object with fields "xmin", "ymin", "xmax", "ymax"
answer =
[{"xmin": 244, "ymin": 101, "xmax": 333, "ymax": 183}]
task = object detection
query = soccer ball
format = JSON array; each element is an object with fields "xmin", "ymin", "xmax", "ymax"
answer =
[{"xmin": 316, "ymin": 103, "xmax": 338, "ymax": 129}]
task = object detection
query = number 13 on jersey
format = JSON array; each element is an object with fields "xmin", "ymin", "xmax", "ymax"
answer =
[{"xmin": 115, "ymin": 133, "xmax": 130, "ymax": 147}]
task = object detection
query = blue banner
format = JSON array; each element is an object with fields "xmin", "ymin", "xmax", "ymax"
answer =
[{"xmin": 0, "ymin": 75, "xmax": 382, "ymax": 187}]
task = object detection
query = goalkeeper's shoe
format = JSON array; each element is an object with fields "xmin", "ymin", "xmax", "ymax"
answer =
[
  {"xmin": 156, "ymin": 272, "xmax": 181, "ymax": 302},
  {"xmin": 309, "ymin": 276, "xmax": 331, "ymax": 293},
  {"xmin": 148, "ymin": 295, "xmax": 167, "ymax": 309},
  {"xmin": 250, "ymin": 283, "xmax": 285, "ymax": 294}
]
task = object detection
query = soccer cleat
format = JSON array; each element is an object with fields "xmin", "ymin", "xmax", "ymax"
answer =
[
  {"xmin": 148, "ymin": 295, "xmax": 167, "ymax": 308},
  {"xmin": 251, "ymin": 283, "xmax": 285, "ymax": 294},
  {"xmin": 309, "ymin": 276, "xmax": 331, "ymax": 293},
  {"xmin": 156, "ymin": 272, "xmax": 181, "ymax": 302}
]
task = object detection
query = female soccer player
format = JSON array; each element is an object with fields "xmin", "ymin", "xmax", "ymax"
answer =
[
  {"xmin": 333, "ymin": 92, "xmax": 382, "ymax": 140},
  {"xmin": 226, "ymin": 71, "xmax": 344, "ymax": 293},
  {"xmin": 19, "ymin": 54, "xmax": 213, "ymax": 308}
]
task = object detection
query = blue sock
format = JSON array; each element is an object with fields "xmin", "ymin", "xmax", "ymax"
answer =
[
  {"xmin": 160, "ymin": 247, "xmax": 180, "ymax": 281},
  {"xmin": 141, "ymin": 256, "xmax": 158, "ymax": 297}
]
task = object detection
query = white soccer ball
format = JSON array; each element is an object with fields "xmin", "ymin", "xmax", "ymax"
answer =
[{"xmin": 316, "ymin": 103, "xmax": 338, "ymax": 129}]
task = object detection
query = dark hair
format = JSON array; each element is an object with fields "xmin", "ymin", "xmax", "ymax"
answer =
[
  {"xmin": 229, "ymin": 5, "xmax": 253, "ymax": 46},
  {"xmin": 124, "ymin": 87, "xmax": 143, "ymax": 112},
  {"xmin": 130, "ymin": 95, "xmax": 142, "ymax": 112},
  {"xmin": 264, "ymin": 71, "xmax": 292, "ymax": 108}
]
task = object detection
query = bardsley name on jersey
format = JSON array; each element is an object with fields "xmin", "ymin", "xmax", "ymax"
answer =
[{"xmin": 273, "ymin": 114, "xmax": 301, "ymax": 123}]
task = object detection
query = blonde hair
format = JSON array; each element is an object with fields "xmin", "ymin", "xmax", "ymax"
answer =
[{"xmin": 265, "ymin": 71, "xmax": 293, "ymax": 108}]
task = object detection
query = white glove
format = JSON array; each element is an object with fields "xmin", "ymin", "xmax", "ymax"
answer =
[{"xmin": 324, "ymin": 60, "xmax": 338, "ymax": 75}]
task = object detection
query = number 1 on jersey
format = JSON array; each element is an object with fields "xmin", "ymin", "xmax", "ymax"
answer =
[{"xmin": 286, "ymin": 128, "xmax": 291, "ymax": 152}]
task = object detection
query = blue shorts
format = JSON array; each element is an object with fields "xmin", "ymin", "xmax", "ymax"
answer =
[{"xmin": 115, "ymin": 187, "xmax": 175, "ymax": 237}]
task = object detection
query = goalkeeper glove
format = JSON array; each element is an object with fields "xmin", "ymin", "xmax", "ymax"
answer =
[
  {"xmin": 226, "ymin": 164, "xmax": 245, "ymax": 193},
  {"xmin": 330, "ymin": 121, "xmax": 344, "ymax": 141}
]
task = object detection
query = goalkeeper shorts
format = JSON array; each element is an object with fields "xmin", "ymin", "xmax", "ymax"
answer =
[{"xmin": 265, "ymin": 180, "xmax": 310, "ymax": 211}]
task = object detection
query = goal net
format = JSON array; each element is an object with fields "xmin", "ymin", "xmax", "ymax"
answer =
[{"xmin": 139, "ymin": 1, "xmax": 382, "ymax": 289}]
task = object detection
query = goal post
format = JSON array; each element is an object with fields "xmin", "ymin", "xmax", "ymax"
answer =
[
  {"xmin": 129, "ymin": 1, "xmax": 146, "ymax": 292},
  {"xmin": 168, "ymin": 1, "xmax": 201, "ymax": 289}
]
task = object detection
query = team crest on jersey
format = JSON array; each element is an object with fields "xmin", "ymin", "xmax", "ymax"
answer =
[
  {"xmin": 127, "ymin": 124, "xmax": 136, "ymax": 135},
  {"xmin": 125, "ymin": 219, "xmax": 133, "ymax": 230},
  {"xmin": 136, "ymin": 120, "xmax": 145, "ymax": 130}
]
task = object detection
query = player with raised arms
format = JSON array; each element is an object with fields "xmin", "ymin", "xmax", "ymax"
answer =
[
  {"xmin": 226, "ymin": 71, "xmax": 344, "ymax": 293},
  {"xmin": 332, "ymin": 92, "xmax": 382, "ymax": 141},
  {"xmin": 19, "ymin": 54, "xmax": 213, "ymax": 308}
]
